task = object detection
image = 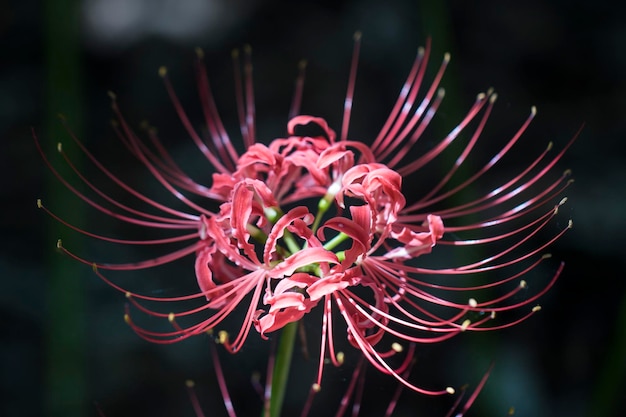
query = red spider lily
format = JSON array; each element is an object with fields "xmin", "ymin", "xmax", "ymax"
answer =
[{"xmin": 36, "ymin": 33, "xmax": 574, "ymax": 396}]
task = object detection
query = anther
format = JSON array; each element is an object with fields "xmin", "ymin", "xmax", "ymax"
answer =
[
  {"xmin": 92, "ymin": 263, "xmax": 98, "ymax": 272},
  {"xmin": 124, "ymin": 314, "xmax": 131, "ymax": 324},
  {"xmin": 218, "ymin": 330, "xmax": 229, "ymax": 344},
  {"xmin": 461, "ymin": 319, "xmax": 471, "ymax": 331},
  {"xmin": 158, "ymin": 66, "xmax": 168, "ymax": 77},
  {"xmin": 56, "ymin": 239, "xmax": 63, "ymax": 249},
  {"xmin": 568, "ymin": 219, "xmax": 573, "ymax": 229},
  {"xmin": 57, "ymin": 142, "xmax": 62, "ymax": 153},
  {"xmin": 353, "ymin": 31, "xmax": 362, "ymax": 41},
  {"xmin": 443, "ymin": 52, "xmax": 451, "ymax": 63},
  {"xmin": 532, "ymin": 305, "xmax": 542, "ymax": 313},
  {"xmin": 563, "ymin": 169, "xmax": 572, "ymax": 176},
  {"xmin": 490, "ymin": 311, "xmax": 497, "ymax": 319},
  {"xmin": 446, "ymin": 387, "xmax": 456, "ymax": 395},
  {"xmin": 476, "ymin": 92, "xmax": 486, "ymax": 101},
  {"xmin": 107, "ymin": 91, "xmax": 117, "ymax": 101},
  {"xmin": 125, "ymin": 292, "xmax": 132, "ymax": 299},
  {"xmin": 312, "ymin": 383, "xmax": 321, "ymax": 392},
  {"xmin": 547, "ymin": 141, "xmax": 554, "ymax": 151},
  {"xmin": 542, "ymin": 253, "xmax": 552, "ymax": 259},
  {"xmin": 519, "ymin": 280, "xmax": 527, "ymax": 289},
  {"xmin": 195, "ymin": 47, "xmax": 204, "ymax": 59},
  {"xmin": 437, "ymin": 88, "xmax": 445, "ymax": 99},
  {"xmin": 336, "ymin": 351, "xmax": 345, "ymax": 365},
  {"xmin": 391, "ymin": 342, "xmax": 403, "ymax": 353},
  {"xmin": 530, "ymin": 105, "xmax": 537, "ymax": 116},
  {"xmin": 185, "ymin": 380, "xmax": 195, "ymax": 388},
  {"xmin": 559, "ymin": 197, "xmax": 568, "ymax": 206},
  {"xmin": 468, "ymin": 298, "xmax": 478, "ymax": 308},
  {"xmin": 243, "ymin": 44, "xmax": 252, "ymax": 55},
  {"xmin": 298, "ymin": 59, "xmax": 307, "ymax": 70},
  {"xmin": 490, "ymin": 92, "xmax": 498, "ymax": 103},
  {"xmin": 36, "ymin": 199, "xmax": 42, "ymax": 209},
  {"xmin": 168, "ymin": 313, "xmax": 175, "ymax": 322}
]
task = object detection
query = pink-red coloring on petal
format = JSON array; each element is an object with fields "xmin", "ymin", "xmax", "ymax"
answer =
[{"xmin": 37, "ymin": 35, "xmax": 574, "ymax": 396}]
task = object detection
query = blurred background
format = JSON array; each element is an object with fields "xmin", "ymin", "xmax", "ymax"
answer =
[{"xmin": 2, "ymin": 0, "xmax": 625, "ymax": 416}]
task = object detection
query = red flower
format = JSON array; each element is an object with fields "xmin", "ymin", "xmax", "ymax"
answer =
[{"xmin": 37, "ymin": 35, "xmax": 574, "ymax": 395}]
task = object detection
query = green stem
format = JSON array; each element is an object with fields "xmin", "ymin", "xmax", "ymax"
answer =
[
  {"xmin": 588, "ymin": 288, "xmax": 626, "ymax": 417},
  {"xmin": 43, "ymin": 1, "xmax": 86, "ymax": 416},
  {"xmin": 282, "ymin": 230, "xmax": 302, "ymax": 255},
  {"xmin": 269, "ymin": 321, "xmax": 298, "ymax": 417},
  {"xmin": 312, "ymin": 187, "xmax": 337, "ymax": 233},
  {"xmin": 323, "ymin": 232, "xmax": 349, "ymax": 251}
]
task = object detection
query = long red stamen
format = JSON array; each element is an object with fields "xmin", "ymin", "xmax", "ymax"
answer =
[
  {"xmin": 340, "ymin": 31, "xmax": 362, "ymax": 142},
  {"xmin": 194, "ymin": 48, "xmax": 240, "ymax": 172}
]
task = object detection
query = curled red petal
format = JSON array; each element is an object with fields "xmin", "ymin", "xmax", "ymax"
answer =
[
  {"xmin": 287, "ymin": 115, "xmax": 337, "ymax": 142},
  {"xmin": 271, "ymin": 247, "xmax": 339, "ymax": 277}
]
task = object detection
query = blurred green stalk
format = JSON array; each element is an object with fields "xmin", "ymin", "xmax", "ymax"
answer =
[
  {"xmin": 588, "ymin": 289, "xmax": 626, "ymax": 416},
  {"xmin": 43, "ymin": 0, "xmax": 86, "ymax": 416},
  {"xmin": 269, "ymin": 321, "xmax": 298, "ymax": 417}
]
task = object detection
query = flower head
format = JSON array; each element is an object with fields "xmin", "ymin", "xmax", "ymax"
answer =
[{"xmin": 37, "ymin": 35, "xmax": 574, "ymax": 395}]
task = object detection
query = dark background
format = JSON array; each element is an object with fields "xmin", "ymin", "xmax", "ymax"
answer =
[{"xmin": 2, "ymin": 0, "xmax": 625, "ymax": 416}]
